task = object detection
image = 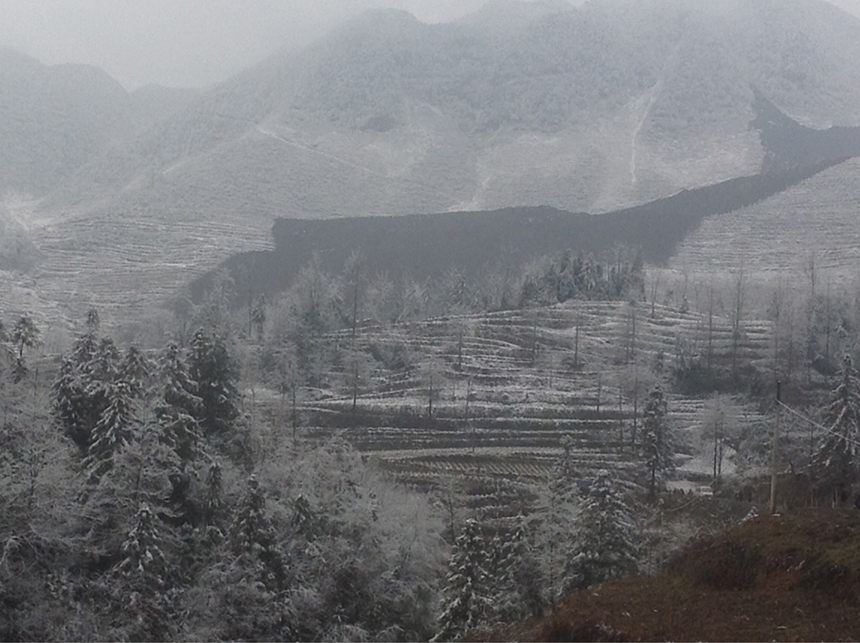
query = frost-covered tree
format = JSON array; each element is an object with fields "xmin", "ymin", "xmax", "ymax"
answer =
[
  {"xmin": 264, "ymin": 438, "xmax": 443, "ymax": 641},
  {"xmin": 433, "ymin": 517, "xmax": 491, "ymax": 641},
  {"xmin": 562, "ymin": 471, "xmax": 640, "ymax": 593},
  {"xmin": 91, "ymin": 338, "xmax": 121, "ymax": 383},
  {"xmin": 642, "ymin": 385, "xmax": 673, "ymax": 499},
  {"xmin": 188, "ymin": 329, "xmax": 239, "ymax": 441},
  {"xmin": 121, "ymin": 346, "xmax": 151, "ymax": 399},
  {"xmin": 84, "ymin": 380, "xmax": 135, "ymax": 483},
  {"xmin": 492, "ymin": 513, "xmax": 544, "ymax": 622},
  {"xmin": 53, "ymin": 356, "xmax": 88, "ymax": 451},
  {"xmin": 85, "ymin": 308, "xmax": 100, "ymax": 333},
  {"xmin": 213, "ymin": 475, "xmax": 293, "ymax": 641},
  {"xmin": 538, "ymin": 434, "xmax": 581, "ymax": 601},
  {"xmin": 251, "ymin": 294, "xmax": 267, "ymax": 341},
  {"xmin": 813, "ymin": 354, "xmax": 860, "ymax": 504},
  {"xmin": 155, "ymin": 343, "xmax": 201, "ymax": 462},
  {"xmin": 10, "ymin": 314, "xmax": 39, "ymax": 382},
  {"xmin": 52, "ymin": 330, "xmax": 117, "ymax": 455},
  {"xmin": 114, "ymin": 502, "xmax": 173, "ymax": 640}
]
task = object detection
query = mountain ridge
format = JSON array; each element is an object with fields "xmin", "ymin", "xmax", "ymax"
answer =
[{"xmin": 4, "ymin": 0, "xmax": 860, "ymax": 323}]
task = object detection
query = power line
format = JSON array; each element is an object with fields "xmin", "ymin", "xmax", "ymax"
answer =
[{"xmin": 777, "ymin": 399, "xmax": 860, "ymax": 449}]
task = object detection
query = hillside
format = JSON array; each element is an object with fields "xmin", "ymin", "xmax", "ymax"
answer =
[
  {"xmin": 5, "ymin": 0, "xmax": 860, "ymax": 324},
  {"xmin": 269, "ymin": 299, "xmax": 772, "ymax": 505},
  {"xmin": 0, "ymin": 49, "xmax": 196, "ymax": 199},
  {"xmin": 40, "ymin": 0, "xmax": 860, "ymax": 218},
  {"xmin": 507, "ymin": 510, "xmax": 860, "ymax": 642},
  {"xmin": 0, "ymin": 48, "xmax": 128, "ymax": 198},
  {"xmin": 199, "ymin": 159, "xmax": 841, "ymax": 301},
  {"xmin": 670, "ymin": 155, "xmax": 860, "ymax": 280}
]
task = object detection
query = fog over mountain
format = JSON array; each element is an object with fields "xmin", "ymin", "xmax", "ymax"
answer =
[
  {"xmin": 0, "ymin": 0, "xmax": 856, "ymax": 89},
  {"xmin": 2, "ymin": 0, "xmax": 860, "ymax": 321}
]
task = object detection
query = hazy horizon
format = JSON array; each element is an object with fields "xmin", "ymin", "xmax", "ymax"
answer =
[
  {"xmin": 0, "ymin": 0, "xmax": 580, "ymax": 90},
  {"xmin": 10, "ymin": 0, "xmax": 857, "ymax": 91}
]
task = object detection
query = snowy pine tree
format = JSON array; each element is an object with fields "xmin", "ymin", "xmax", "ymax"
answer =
[
  {"xmin": 813, "ymin": 354, "xmax": 860, "ymax": 504},
  {"xmin": 53, "ymin": 356, "xmax": 87, "ymax": 450},
  {"xmin": 71, "ymin": 329, "xmax": 98, "ymax": 371},
  {"xmin": 216, "ymin": 475, "xmax": 293, "ymax": 640},
  {"xmin": 230, "ymin": 475, "xmax": 288, "ymax": 588},
  {"xmin": 84, "ymin": 380, "xmax": 135, "ymax": 483},
  {"xmin": 538, "ymin": 433, "xmax": 582, "ymax": 602},
  {"xmin": 188, "ymin": 329, "xmax": 239, "ymax": 440},
  {"xmin": 53, "ymin": 330, "xmax": 117, "ymax": 454},
  {"xmin": 155, "ymin": 343, "xmax": 201, "ymax": 462},
  {"xmin": 433, "ymin": 517, "xmax": 491, "ymax": 642},
  {"xmin": 121, "ymin": 346, "xmax": 151, "ymax": 399},
  {"xmin": 493, "ymin": 513, "xmax": 544, "ymax": 622},
  {"xmin": 91, "ymin": 338, "xmax": 121, "ymax": 383},
  {"xmin": 115, "ymin": 502, "xmax": 173, "ymax": 640},
  {"xmin": 642, "ymin": 385, "xmax": 673, "ymax": 499},
  {"xmin": 562, "ymin": 471, "xmax": 640, "ymax": 593}
]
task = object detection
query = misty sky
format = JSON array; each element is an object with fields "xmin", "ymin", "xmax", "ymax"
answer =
[{"xmin": 1, "ymin": 0, "xmax": 859, "ymax": 90}]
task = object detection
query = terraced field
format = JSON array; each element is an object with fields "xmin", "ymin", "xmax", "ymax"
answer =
[
  {"xmin": 28, "ymin": 202, "xmax": 273, "ymax": 323},
  {"xmin": 290, "ymin": 300, "xmax": 772, "ymax": 514},
  {"xmin": 670, "ymin": 157, "xmax": 860, "ymax": 280}
]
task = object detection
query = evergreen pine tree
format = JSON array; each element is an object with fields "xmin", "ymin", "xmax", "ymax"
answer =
[
  {"xmin": 155, "ymin": 343, "xmax": 201, "ymax": 462},
  {"xmin": 493, "ymin": 513, "xmax": 544, "ymax": 622},
  {"xmin": 562, "ymin": 471, "xmax": 640, "ymax": 593},
  {"xmin": 115, "ymin": 502, "xmax": 173, "ymax": 640},
  {"xmin": 53, "ymin": 329, "xmax": 115, "ymax": 455},
  {"xmin": 813, "ymin": 354, "xmax": 860, "ymax": 504},
  {"xmin": 53, "ymin": 356, "xmax": 88, "ymax": 451},
  {"xmin": 91, "ymin": 338, "xmax": 121, "ymax": 383},
  {"xmin": 231, "ymin": 475, "xmax": 288, "ymax": 587},
  {"xmin": 433, "ymin": 518, "xmax": 491, "ymax": 642},
  {"xmin": 216, "ymin": 475, "xmax": 293, "ymax": 640},
  {"xmin": 121, "ymin": 346, "xmax": 151, "ymax": 399},
  {"xmin": 539, "ymin": 433, "xmax": 581, "ymax": 602},
  {"xmin": 85, "ymin": 380, "xmax": 135, "ymax": 483},
  {"xmin": 71, "ymin": 329, "xmax": 98, "ymax": 371},
  {"xmin": 641, "ymin": 385, "xmax": 673, "ymax": 499},
  {"xmin": 188, "ymin": 329, "xmax": 239, "ymax": 440}
]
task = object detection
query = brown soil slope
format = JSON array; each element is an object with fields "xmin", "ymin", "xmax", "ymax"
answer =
[{"xmin": 500, "ymin": 510, "xmax": 860, "ymax": 642}]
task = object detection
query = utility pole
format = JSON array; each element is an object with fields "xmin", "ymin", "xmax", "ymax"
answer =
[{"xmin": 769, "ymin": 381, "xmax": 782, "ymax": 514}]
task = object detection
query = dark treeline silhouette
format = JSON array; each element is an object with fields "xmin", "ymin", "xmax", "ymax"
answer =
[{"xmin": 193, "ymin": 157, "xmax": 843, "ymax": 304}]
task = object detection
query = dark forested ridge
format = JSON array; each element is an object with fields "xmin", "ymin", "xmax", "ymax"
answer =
[
  {"xmin": 753, "ymin": 89, "xmax": 860, "ymax": 172},
  {"xmin": 197, "ymin": 157, "xmax": 843, "ymax": 302}
]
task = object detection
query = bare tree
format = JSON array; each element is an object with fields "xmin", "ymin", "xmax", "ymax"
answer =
[
  {"xmin": 731, "ymin": 266, "xmax": 746, "ymax": 378},
  {"xmin": 420, "ymin": 358, "xmax": 446, "ymax": 419}
]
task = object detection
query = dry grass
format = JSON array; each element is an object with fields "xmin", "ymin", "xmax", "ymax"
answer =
[{"xmin": 495, "ymin": 510, "xmax": 860, "ymax": 642}]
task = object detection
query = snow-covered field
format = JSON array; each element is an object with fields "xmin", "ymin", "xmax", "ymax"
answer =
[{"xmin": 280, "ymin": 300, "xmax": 771, "ymax": 514}]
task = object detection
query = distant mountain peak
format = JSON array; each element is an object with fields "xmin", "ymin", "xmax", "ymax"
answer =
[
  {"xmin": 463, "ymin": 0, "xmax": 576, "ymax": 28},
  {"xmin": 0, "ymin": 47, "xmax": 45, "ymax": 73},
  {"xmin": 340, "ymin": 7, "xmax": 422, "ymax": 32}
]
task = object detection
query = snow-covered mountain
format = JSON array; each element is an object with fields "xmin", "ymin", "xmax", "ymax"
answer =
[{"xmin": 4, "ymin": 0, "xmax": 860, "ymax": 321}]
